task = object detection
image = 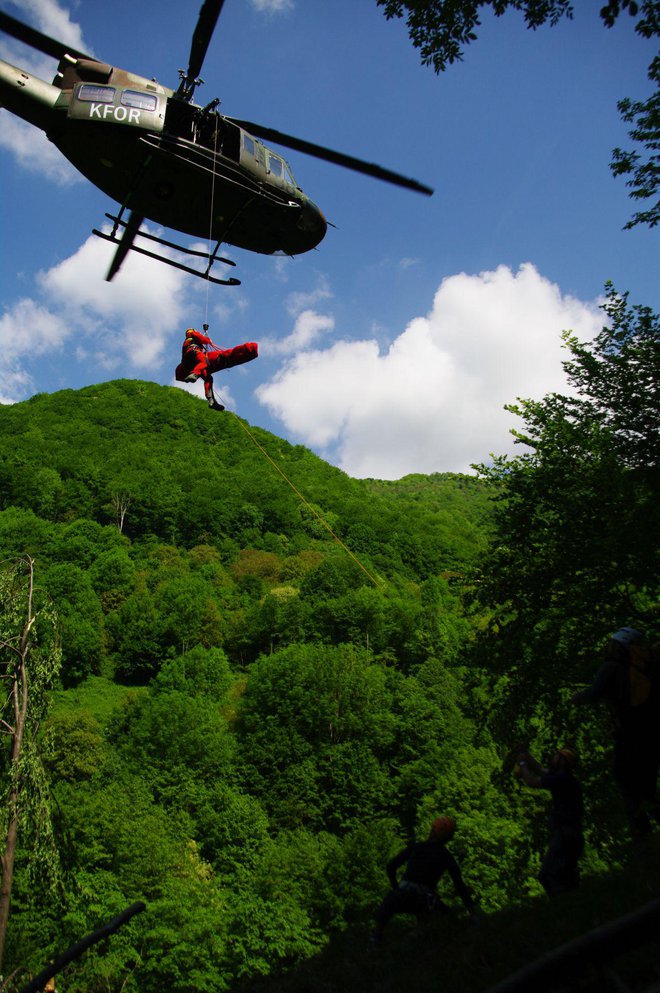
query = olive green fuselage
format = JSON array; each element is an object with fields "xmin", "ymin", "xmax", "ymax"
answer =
[{"xmin": 0, "ymin": 55, "xmax": 326, "ymax": 255}]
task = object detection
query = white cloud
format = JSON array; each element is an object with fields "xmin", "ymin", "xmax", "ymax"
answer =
[
  {"xmin": 0, "ymin": 299, "xmax": 72, "ymax": 402},
  {"xmin": 256, "ymin": 263, "xmax": 603, "ymax": 478},
  {"xmin": 250, "ymin": 0, "xmax": 294, "ymax": 13},
  {"xmin": 285, "ymin": 275, "xmax": 333, "ymax": 317},
  {"xmin": 0, "ymin": 227, "xmax": 194, "ymax": 400},
  {"xmin": 9, "ymin": 0, "xmax": 89, "ymax": 54},
  {"xmin": 1, "ymin": 2, "xmax": 91, "ymax": 182},
  {"xmin": 0, "ymin": 115, "xmax": 81, "ymax": 185},
  {"xmin": 172, "ymin": 378, "xmax": 236, "ymax": 411},
  {"xmin": 39, "ymin": 228, "xmax": 188, "ymax": 367},
  {"xmin": 263, "ymin": 309, "xmax": 334, "ymax": 356}
]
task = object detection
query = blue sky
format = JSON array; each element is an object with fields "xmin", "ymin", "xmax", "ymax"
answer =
[{"xmin": 0, "ymin": 0, "xmax": 657, "ymax": 478}]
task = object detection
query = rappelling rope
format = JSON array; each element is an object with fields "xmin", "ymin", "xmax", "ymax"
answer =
[
  {"xmin": 222, "ymin": 412, "xmax": 383, "ymax": 591},
  {"xmin": 203, "ymin": 114, "xmax": 221, "ymax": 329}
]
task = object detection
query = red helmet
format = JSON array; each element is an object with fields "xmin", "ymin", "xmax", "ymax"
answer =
[
  {"xmin": 556, "ymin": 747, "xmax": 579, "ymax": 769},
  {"xmin": 430, "ymin": 816, "xmax": 456, "ymax": 841}
]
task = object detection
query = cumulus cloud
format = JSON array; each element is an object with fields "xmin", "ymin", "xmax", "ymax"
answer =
[
  {"xmin": 256, "ymin": 263, "xmax": 603, "ymax": 478},
  {"xmin": 263, "ymin": 309, "xmax": 335, "ymax": 356},
  {"xmin": 285, "ymin": 275, "xmax": 333, "ymax": 317},
  {"xmin": 0, "ymin": 227, "xmax": 194, "ymax": 401},
  {"xmin": 173, "ymin": 378, "xmax": 237, "ymax": 411},
  {"xmin": 9, "ymin": 0, "xmax": 89, "ymax": 54},
  {"xmin": 1, "ymin": 2, "xmax": 91, "ymax": 182},
  {"xmin": 0, "ymin": 116, "xmax": 81, "ymax": 184}
]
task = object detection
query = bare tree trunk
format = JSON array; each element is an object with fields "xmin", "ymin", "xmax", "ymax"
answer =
[
  {"xmin": 111, "ymin": 492, "xmax": 131, "ymax": 532},
  {"xmin": 0, "ymin": 558, "xmax": 34, "ymax": 973}
]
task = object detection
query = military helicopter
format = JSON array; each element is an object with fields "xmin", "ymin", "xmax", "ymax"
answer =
[{"xmin": 0, "ymin": 2, "xmax": 433, "ymax": 287}]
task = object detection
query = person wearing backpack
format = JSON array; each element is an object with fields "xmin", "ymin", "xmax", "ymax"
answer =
[{"xmin": 572, "ymin": 627, "xmax": 660, "ymax": 839}]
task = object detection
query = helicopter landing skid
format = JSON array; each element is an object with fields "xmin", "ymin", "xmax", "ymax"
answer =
[{"xmin": 93, "ymin": 215, "xmax": 241, "ymax": 286}]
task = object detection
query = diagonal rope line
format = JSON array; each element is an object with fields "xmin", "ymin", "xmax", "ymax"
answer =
[{"xmin": 224, "ymin": 413, "xmax": 383, "ymax": 591}]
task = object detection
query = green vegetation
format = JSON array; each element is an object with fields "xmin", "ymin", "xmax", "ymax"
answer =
[{"xmin": 0, "ymin": 288, "xmax": 657, "ymax": 992}]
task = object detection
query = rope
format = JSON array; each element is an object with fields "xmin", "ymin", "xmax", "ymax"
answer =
[
  {"xmin": 204, "ymin": 115, "xmax": 221, "ymax": 329},
  {"xmin": 225, "ymin": 413, "xmax": 383, "ymax": 591}
]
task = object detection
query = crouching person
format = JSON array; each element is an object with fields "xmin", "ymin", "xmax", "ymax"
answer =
[{"xmin": 369, "ymin": 816, "xmax": 478, "ymax": 947}]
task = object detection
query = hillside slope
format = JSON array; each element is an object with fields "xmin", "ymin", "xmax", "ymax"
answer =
[
  {"xmin": 0, "ymin": 379, "xmax": 490, "ymax": 578},
  {"xmin": 237, "ymin": 838, "xmax": 660, "ymax": 993}
]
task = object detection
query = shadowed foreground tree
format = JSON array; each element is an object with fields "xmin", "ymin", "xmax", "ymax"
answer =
[
  {"xmin": 377, "ymin": 0, "xmax": 660, "ymax": 228},
  {"xmin": 471, "ymin": 284, "xmax": 659, "ymax": 723},
  {"xmin": 0, "ymin": 558, "xmax": 61, "ymax": 974}
]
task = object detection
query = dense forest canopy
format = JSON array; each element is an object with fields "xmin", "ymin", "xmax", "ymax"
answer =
[{"xmin": 0, "ymin": 285, "xmax": 658, "ymax": 992}]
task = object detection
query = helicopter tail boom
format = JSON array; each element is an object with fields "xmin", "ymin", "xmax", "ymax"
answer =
[{"xmin": 0, "ymin": 59, "xmax": 61, "ymax": 132}]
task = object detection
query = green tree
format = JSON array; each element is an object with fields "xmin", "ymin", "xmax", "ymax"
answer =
[
  {"xmin": 472, "ymin": 285, "xmax": 659, "ymax": 719},
  {"xmin": 0, "ymin": 558, "xmax": 62, "ymax": 972},
  {"xmin": 611, "ymin": 52, "xmax": 660, "ymax": 228},
  {"xmin": 377, "ymin": 0, "xmax": 660, "ymax": 228}
]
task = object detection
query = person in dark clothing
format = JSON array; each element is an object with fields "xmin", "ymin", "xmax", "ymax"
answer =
[
  {"xmin": 572, "ymin": 627, "xmax": 660, "ymax": 839},
  {"xmin": 369, "ymin": 816, "xmax": 477, "ymax": 945},
  {"xmin": 517, "ymin": 746, "xmax": 584, "ymax": 896},
  {"xmin": 174, "ymin": 327, "xmax": 258, "ymax": 411}
]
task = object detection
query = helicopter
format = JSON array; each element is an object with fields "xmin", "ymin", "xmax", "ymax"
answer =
[{"xmin": 0, "ymin": 2, "xmax": 433, "ymax": 287}]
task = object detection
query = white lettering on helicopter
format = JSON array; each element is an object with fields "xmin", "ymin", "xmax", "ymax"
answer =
[{"xmin": 88, "ymin": 104, "xmax": 142, "ymax": 125}]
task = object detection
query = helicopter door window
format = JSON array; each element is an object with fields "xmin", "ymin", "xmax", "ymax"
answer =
[
  {"xmin": 78, "ymin": 84, "xmax": 115, "ymax": 103},
  {"xmin": 243, "ymin": 135, "xmax": 256, "ymax": 157},
  {"xmin": 268, "ymin": 154, "xmax": 283, "ymax": 178},
  {"xmin": 121, "ymin": 90, "xmax": 158, "ymax": 112}
]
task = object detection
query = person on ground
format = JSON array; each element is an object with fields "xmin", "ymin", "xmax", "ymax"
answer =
[
  {"xmin": 369, "ymin": 815, "xmax": 478, "ymax": 946},
  {"xmin": 516, "ymin": 745, "xmax": 584, "ymax": 896},
  {"xmin": 572, "ymin": 627, "xmax": 660, "ymax": 839}
]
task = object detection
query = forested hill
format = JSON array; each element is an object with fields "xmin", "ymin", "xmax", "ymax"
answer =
[
  {"xmin": 3, "ymin": 294, "xmax": 658, "ymax": 992},
  {"xmin": 1, "ymin": 379, "xmax": 508, "ymax": 992},
  {"xmin": 0, "ymin": 378, "xmax": 489, "ymax": 576}
]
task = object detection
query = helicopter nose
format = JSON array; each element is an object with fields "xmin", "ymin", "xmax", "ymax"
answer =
[{"xmin": 297, "ymin": 200, "xmax": 327, "ymax": 250}]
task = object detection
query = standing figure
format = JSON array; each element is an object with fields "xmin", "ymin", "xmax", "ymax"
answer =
[
  {"xmin": 175, "ymin": 326, "xmax": 258, "ymax": 411},
  {"xmin": 516, "ymin": 746, "xmax": 584, "ymax": 896},
  {"xmin": 369, "ymin": 816, "xmax": 477, "ymax": 946},
  {"xmin": 572, "ymin": 627, "xmax": 660, "ymax": 839}
]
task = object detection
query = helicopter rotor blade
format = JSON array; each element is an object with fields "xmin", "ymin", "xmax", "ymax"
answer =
[
  {"xmin": 186, "ymin": 0, "xmax": 226, "ymax": 83},
  {"xmin": 227, "ymin": 117, "xmax": 434, "ymax": 196},
  {"xmin": 0, "ymin": 10, "xmax": 90, "ymax": 62},
  {"xmin": 105, "ymin": 211, "xmax": 144, "ymax": 282}
]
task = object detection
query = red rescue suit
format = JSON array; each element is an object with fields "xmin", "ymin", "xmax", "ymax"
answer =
[{"xmin": 175, "ymin": 329, "xmax": 258, "ymax": 402}]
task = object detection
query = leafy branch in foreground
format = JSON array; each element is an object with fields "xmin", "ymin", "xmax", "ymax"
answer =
[{"xmin": 0, "ymin": 558, "xmax": 62, "ymax": 973}]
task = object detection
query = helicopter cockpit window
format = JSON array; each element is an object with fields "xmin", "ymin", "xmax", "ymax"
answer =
[
  {"xmin": 268, "ymin": 154, "xmax": 283, "ymax": 178},
  {"xmin": 284, "ymin": 164, "xmax": 296, "ymax": 188},
  {"xmin": 121, "ymin": 90, "xmax": 158, "ymax": 112},
  {"xmin": 78, "ymin": 84, "xmax": 115, "ymax": 104},
  {"xmin": 243, "ymin": 135, "xmax": 256, "ymax": 157}
]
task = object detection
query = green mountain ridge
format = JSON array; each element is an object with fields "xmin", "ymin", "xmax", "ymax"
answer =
[
  {"xmin": 1, "ymin": 379, "xmax": 490, "ymax": 575},
  {"xmin": 1, "ymin": 378, "xmax": 657, "ymax": 993}
]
